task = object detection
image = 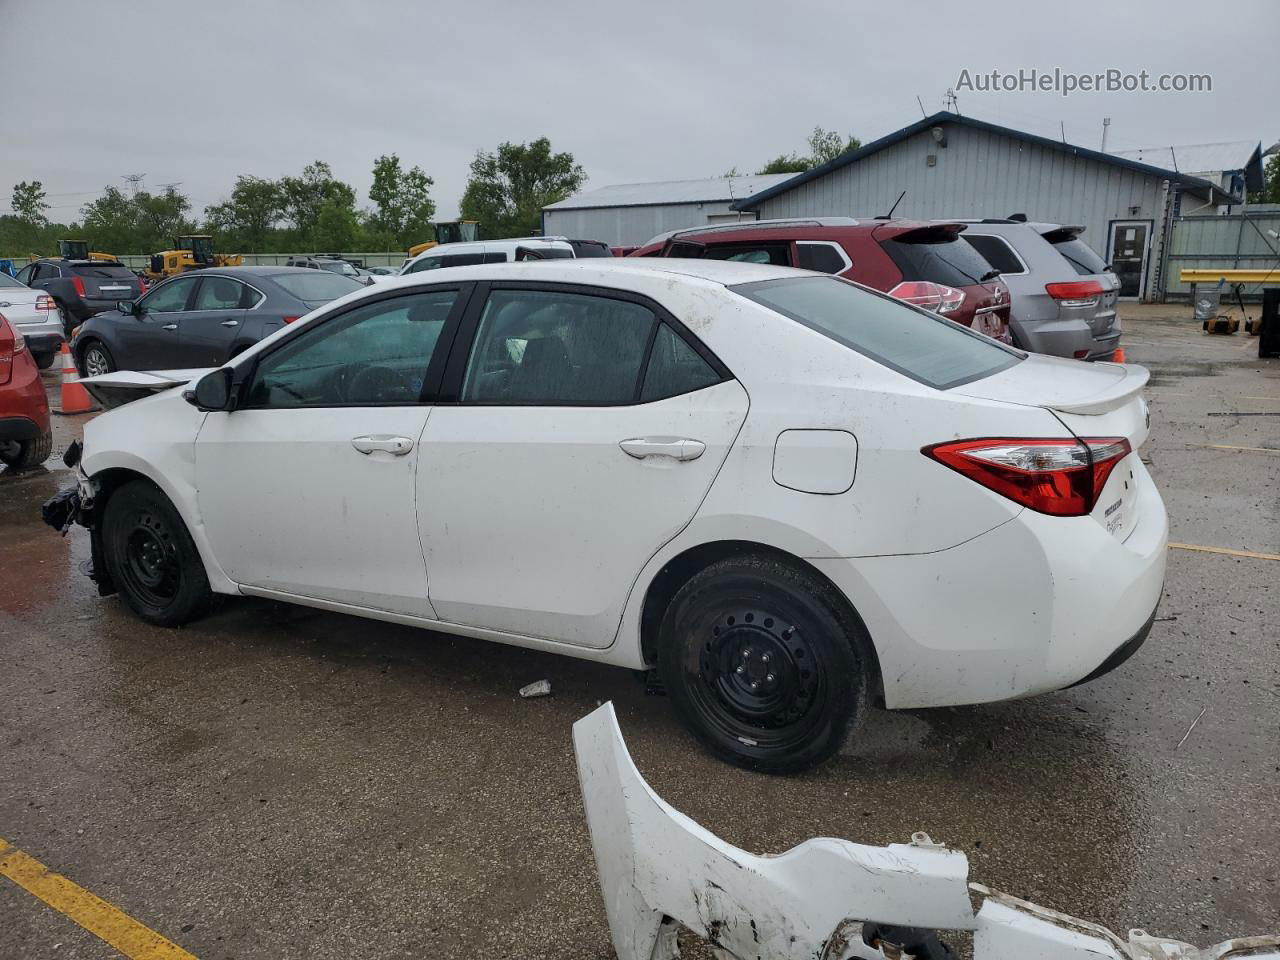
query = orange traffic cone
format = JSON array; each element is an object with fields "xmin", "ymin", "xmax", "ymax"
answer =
[
  {"xmin": 55, "ymin": 342, "xmax": 97, "ymax": 415},
  {"xmin": 1112, "ymin": 347, "xmax": 1126, "ymax": 363}
]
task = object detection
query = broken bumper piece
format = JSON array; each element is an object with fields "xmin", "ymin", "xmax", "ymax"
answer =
[{"xmin": 572, "ymin": 703, "xmax": 1279, "ymax": 960}]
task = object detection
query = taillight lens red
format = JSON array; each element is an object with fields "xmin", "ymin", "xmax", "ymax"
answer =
[
  {"xmin": 36, "ymin": 294, "xmax": 55, "ymax": 312},
  {"xmin": 282, "ymin": 316, "xmax": 300, "ymax": 325},
  {"xmin": 1045, "ymin": 280, "xmax": 1104, "ymax": 306},
  {"xmin": 0, "ymin": 314, "xmax": 18, "ymax": 386},
  {"xmin": 888, "ymin": 280, "xmax": 965, "ymax": 315},
  {"xmin": 923, "ymin": 437, "xmax": 1132, "ymax": 516},
  {"xmin": 71, "ymin": 275, "xmax": 87, "ymax": 297}
]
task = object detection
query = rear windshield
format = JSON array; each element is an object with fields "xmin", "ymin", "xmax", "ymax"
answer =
[
  {"xmin": 71, "ymin": 264, "xmax": 136, "ymax": 280},
  {"xmin": 1047, "ymin": 236, "xmax": 1109, "ymax": 276},
  {"xmin": 880, "ymin": 233, "xmax": 996, "ymax": 288},
  {"xmin": 731, "ymin": 276, "xmax": 1020, "ymax": 390},
  {"xmin": 570, "ymin": 241, "xmax": 613, "ymax": 258},
  {"xmin": 0, "ymin": 273, "xmax": 26, "ymax": 289},
  {"xmin": 271, "ymin": 271, "xmax": 363, "ymax": 305}
]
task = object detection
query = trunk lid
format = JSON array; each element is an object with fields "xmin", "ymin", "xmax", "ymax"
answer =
[
  {"xmin": 71, "ymin": 264, "xmax": 142, "ymax": 300},
  {"xmin": 955, "ymin": 355, "xmax": 1151, "ymax": 540},
  {"xmin": 81, "ymin": 368, "xmax": 212, "ymax": 410}
]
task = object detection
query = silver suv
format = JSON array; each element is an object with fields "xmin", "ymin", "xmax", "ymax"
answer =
[{"xmin": 953, "ymin": 220, "xmax": 1121, "ymax": 360}]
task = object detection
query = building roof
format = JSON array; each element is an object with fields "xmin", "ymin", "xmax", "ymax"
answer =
[
  {"xmin": 1108, "ymin": 140, "xmax": 1264, "ymax": 192},
  {"xmin": 733, "ymin": 112, "xmax": 1238, "ymax": 211},
  {"xmin": 543, "ymin": 174, "xmax": 795, "ymax": 212}
]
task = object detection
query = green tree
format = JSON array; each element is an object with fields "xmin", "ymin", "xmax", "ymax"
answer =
[
  {"xmin": 205, "ymin": 176, "xmax": 284, "ymax": 251},
  {"xmin": 79, "ymin": 186, "xmax": 140, "ymax": 253},
  {"xmin": 1255, "ymin": 154, "xmax": 1280, "ymax": 204},
  {"xmin": 754, "ymin": 126, "xmax": 861, "ymax": 175},
  {"xmin": 280, "ymin": 161, "xmax": 356, "ymax": 235},
  {"xmin": 11, "ymin": 181, "xmax": 49, "ymax": 227},
  {"xmin": 310, "ymin": 196, "xmax": 359, "ymax": 251},
  {"xmin": 133, "ymin": 186, "xmax": 193, "ymax": 250},
  {"xmin": 368, "ymin": 154, "xmax": 436, "ymax": 247},
  {"xmin": 459, "ymin": 137, "xmax": 585, "ymax": 239}
]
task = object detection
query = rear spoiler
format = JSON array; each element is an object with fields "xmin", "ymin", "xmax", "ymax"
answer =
[
  {"xmin": 1050, "ymin": 363, "xmax": 1149, "ymax": 415},
  {"xmin": 880, "ymin": 222, "xmax": 968, "ymax": 243},
  {"xmin": 1039, "ymin": 225, "xmax": 1087, "ymax": 243},
  {"xmin": 81, "ymin": 369, "xmax": 212, "ymax": 410}
]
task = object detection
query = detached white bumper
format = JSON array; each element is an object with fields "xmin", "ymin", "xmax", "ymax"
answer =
[
  {"xmin": 574, "ymin": 703, "xmax": 1276, "ymax": 960},
  {"xmin": 811, "ymin": 457, "xmax": 1168, "ymax": 709}
]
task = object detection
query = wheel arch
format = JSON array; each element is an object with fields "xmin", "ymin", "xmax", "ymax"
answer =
[{"xmin": 637, "ymin": 538, "xmax": 883, "ymax": 700}]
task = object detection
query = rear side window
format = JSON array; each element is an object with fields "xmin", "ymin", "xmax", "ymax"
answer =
[
  {"xmin": 641, "ymin": 324, "xmax": 722, "ymax": 401},
  {"xmin": 962, "ymin": 235, "xmax": 1025, "ymax": 275},
  {"xmin": 796, "ymin": 241, "xmax": 850, "ymax": 274},
  {"xmin": 881, "ymin": 233, "xmax": 995, "ymax": 287},
  {"xmin": 731, "ymin": 276, "xmax": 1019, "ymax": 390},
  {"xmin": 482, "ymin": 252, "xmax": 508, "ymax": 264},
  {"xmin": 442, "ymin": 253, "xmax": 485, "ymax": 267},
  {"xmin": 1047, "ymin": 236, "xmax": 1109, "ymax": 276}
]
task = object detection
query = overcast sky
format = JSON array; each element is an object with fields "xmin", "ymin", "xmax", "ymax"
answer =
[{"xmin": 2, "ymin": 0, "xmax": 1276, "ymax": 223}]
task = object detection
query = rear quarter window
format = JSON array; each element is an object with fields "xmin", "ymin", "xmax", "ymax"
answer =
[{"xmin": 731, "ymin": 275, "xmax": 1020, "ymax": 390}]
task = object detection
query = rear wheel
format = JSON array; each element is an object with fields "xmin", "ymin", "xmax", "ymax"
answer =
[
  {"xmin": 101, "ymin": 480, "xmax": 212, "ymax": 626},
  {"xmin": 657, "ymin": 554, "xmax": 872, "ymax": 773},
  {"xmin": 33, "ymin": 351, "xmax": 57, "ymax": 370},
  {"xmin": 0, "ymin": 430, "xmax": 52, "ymax": 470},
  {"xmin": 81, "ymin": 341, "xmax": 115, "ymax": 378}
]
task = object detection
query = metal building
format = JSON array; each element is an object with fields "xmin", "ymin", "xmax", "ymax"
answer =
[
  {"xmin": 733, "ymin": 112, "xmax": 1241, "ymax": 301},
  {"xmin": 541, "ymin": 174, "xmax": 792, "ymax": 248}
]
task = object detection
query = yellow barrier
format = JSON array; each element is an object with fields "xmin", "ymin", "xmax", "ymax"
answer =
[{"xmin": 1178, "ymin": 268, "xmax": 1280, "ymax": 284}]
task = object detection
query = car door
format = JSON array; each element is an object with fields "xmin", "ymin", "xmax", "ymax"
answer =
[
  {"xmin": 194, "ymin": 285, "xmax": 471, "ymax": 617},
  {"xmin": 417, "ymin": 282, "xmax": 749, "ymax": 648},
  {"xmin": 179, "ymin": 275, "xmax": 249, "ymax": 365},
  {"xmin": 118, "ymin": 274, "xmax": 200, "ymax": 369}
]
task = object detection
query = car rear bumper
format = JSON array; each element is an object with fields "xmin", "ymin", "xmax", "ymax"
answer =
[
  {"xmin": 810, "ymin": 458, "xmax": 1168, "ymax": 708},
  {"xmin": 1012, "ymin": 317, "xmax": 1121, "ymax": 360}
]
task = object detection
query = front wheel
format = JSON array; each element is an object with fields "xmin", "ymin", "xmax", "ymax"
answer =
[
  {"xmin": 657, "ymin": 555, "xmax": 873, "ymax": 773},
  {"xmin": 101, "ymin": 480, "xmax": 212, "ymax": 626},
  {"xmin": 81, "ymin": 341, "xmax": 115, "ymax": 378}
]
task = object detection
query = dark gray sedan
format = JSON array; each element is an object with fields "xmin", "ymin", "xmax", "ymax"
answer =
[{"xmin": 72, "ymin": 267, "xmax": 364, "ymax": 376}]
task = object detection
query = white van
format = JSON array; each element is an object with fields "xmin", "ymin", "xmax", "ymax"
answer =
[{"xmin": 401, "ymin": 237, "xmax": 577, "ymax": 274}]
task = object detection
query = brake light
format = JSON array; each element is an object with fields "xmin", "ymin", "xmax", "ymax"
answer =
[
  {"xmin": 923, "ymin": 437, "xmax": 1131, "ymax": 516},
  {"xmin": 888, "ymin": 281, "xmax": 965, "ymax": 314},
  {"xmin": 36, "ymin": 294, "xmax": 55, "ymax": 312},
  {"xmin": 1045, "ymin": 280, "xmax": 1103, "ymax": 307},
  {"xmin": 0, "ymin": 314, "xmax": 12, "ymax": 386},
  {"xmin": 71, "ymin": 275, "xmax": 87, "ymax": 297},
  {"xmin": 282, "ymin": 316, "xmax": 299, "ymax": 325}
]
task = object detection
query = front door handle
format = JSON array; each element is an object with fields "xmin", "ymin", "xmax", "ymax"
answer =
[
  {"xmin": 619, "ymin": 437, "xmax": 706, "ymax": 461},
  {"xmin": 162, "ymin": 323, "xmax": 178, "ymax": 331},
  {"xmin": 221, "ymin": 319, "xmax": 239, "ymax": 327},
  {"xmin": 352, "ymin": 435, "xmax": 414, "ymax": 456}
]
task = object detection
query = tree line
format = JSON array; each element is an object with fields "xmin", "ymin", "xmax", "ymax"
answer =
[{"xmin": 1, "ymin": 137, "xmax": 587, "ymax": 258}]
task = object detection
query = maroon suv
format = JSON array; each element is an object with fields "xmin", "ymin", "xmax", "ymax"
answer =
[{"xmin": 631, "ymin": 217, "xmax": 1012, "ymax": 341}]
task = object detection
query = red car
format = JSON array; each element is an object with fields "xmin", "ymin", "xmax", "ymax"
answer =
[
  {"xmin": 630, "ymin": 217, "xmax": 1012, "ymax": 341},
  {"xmin": 0, "ymin": 312, "xmax": 52, "ymax": 470}
]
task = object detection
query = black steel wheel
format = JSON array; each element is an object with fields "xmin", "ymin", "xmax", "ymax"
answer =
[
  {"xmin": 658, "ymin": 554, "xmax": 873, "ymax": 773},
  {"xmin": 102, "ymin": 480, "xmax": 212, "ymax": 626}
]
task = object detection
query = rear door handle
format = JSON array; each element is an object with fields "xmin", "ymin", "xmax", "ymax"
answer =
[
  {"xmin": 352, "ymin": 435, "xmax": 414, "ymax": 456},
  {"xmin": 619, "ymin": 437, "xmax": 706, "ymax": 461},
  {"xmin": 221, "ymin": 319, "xmax": 239, "ymax": 327},
  {"xmin": 162, "ymin": 323, "xmax": 178, "ymax": 331}
]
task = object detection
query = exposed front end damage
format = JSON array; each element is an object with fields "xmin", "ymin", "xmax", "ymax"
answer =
[
  {"xmin": 573, "ymin": 703, "xmax": 1279, "ymax": 960},
  {"xmin": 41, "ymin": 447, "xmax": 116, "ymax": 597}
]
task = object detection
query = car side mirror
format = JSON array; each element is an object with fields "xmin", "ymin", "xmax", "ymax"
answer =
[
  {"xmin": 184, "ymin": 368, "xmax": 235, "ymax": 412},
  {"xmin": 117, "ymin": 300, "xmax": 139, "ymax": 316}
]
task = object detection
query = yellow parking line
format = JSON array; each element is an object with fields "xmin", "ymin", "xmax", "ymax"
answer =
[
  {"xmin": 0, "ymin": 838, "xmax": 196, "ymax": 959},
  {"xmin": 1185, "ymin": 443, "xmax": 1280, "ymax": 454},
  {"xmin": 1169, "ymin": 543, "xmax": 1280, "ymax": 562}
]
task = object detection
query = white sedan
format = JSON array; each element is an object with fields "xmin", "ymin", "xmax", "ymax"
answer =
[{"xmin": 57, "ymin": 259, "xmax": 1167, "ymax": 772}]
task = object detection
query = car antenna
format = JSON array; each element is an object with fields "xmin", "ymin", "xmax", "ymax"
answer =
[{"xmin": 876, "ymin": 190, "xmax": 907, "ymax": 220}]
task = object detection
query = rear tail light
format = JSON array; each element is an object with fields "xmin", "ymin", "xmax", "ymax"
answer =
[
  {"xmin": 71, "ymin": 275, "xmax": 87, "ymax": 297},
  {"xmin": 1046, "ymin": 280, "xmax": 1104, "ymax": 307},
  {"xmin": 923, "ymin": 437, "xmax": 1131, "ymax": 516},
  {"xmin": 282, "ymin": 316, "xmax": 300, "ymax": 325},
  {"xmin": 36, "ymin": 294, "xmax": 55, "ymax": 312},
  {"xmin": 0, "ymin": 314, "xmax": 22, "ymax": 386},
  {"xmin": 888, "ymin": 281, "xmax": 965, "ymax": 315}
]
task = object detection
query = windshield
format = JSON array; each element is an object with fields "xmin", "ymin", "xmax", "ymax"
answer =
[
  {"xmin": 319, "ymin": 260, "xmax": 359, "ymax": 276},
  {"xmin": 0, "ymin": 273, "xmax": 27, "ymax": 289},
  {"xmin": 272, "ymin": 271, "xmax": 363, "ymax": 305},
  {"xmin": 731, "ymin": 276, "xmax": 1020, "ymax": 390}
]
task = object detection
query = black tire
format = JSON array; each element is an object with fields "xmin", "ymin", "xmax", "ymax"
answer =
[
  {"xmin": 101, "ymin": 480, "xmax": 212, "ymax": 627},
  {"xmin": 80, "ymin": 340, "xmax": 115, "ymax": 378},
  {"xmin": 657, "ymin": 554, "xmax": 873, "ymax": 773},
  {"xmin": 34, "ymin": 351, "xmax": 57, "ymax": 370},
  {"xmin": 0, "ymin": 430, "xmax": 52, "ymax": 469}
]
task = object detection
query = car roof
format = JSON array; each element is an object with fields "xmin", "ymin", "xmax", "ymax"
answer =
[
  {"xmin": 388, "ymin": 257, "xmax": 802, "ymax": 288},
  {"xmin": 646, "ymin": 217, "xmax": 952, "ymax": 248}
]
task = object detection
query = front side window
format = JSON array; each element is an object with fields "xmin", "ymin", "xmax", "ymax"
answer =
[
  {"xmin": 142, "ymin": 276, "xmax": 198, "ymax": 313},
  {"xmin": 963, "ymin": 234, "xmax": 1025, "ymax": 275},
  {"xmin": 732, "ymin": 276, "xmax": 1020, "ymax": 391},
  {"xmin": 244, "ymin": 290, "xmax": 459, "ymax": 407},
  {"xmin": 461, "ymin": 289, "xmax": 657, "ymax": 405}
]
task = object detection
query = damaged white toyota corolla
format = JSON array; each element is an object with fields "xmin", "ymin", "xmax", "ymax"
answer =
[{"xmin": 47, "ymin": 259, "xmax": 1167, "ymax": 772}]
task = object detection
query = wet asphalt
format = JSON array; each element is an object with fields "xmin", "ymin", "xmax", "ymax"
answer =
[{"xmin": 1, "ymin": 309, "xmax": 1277, "ymax": 959}]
